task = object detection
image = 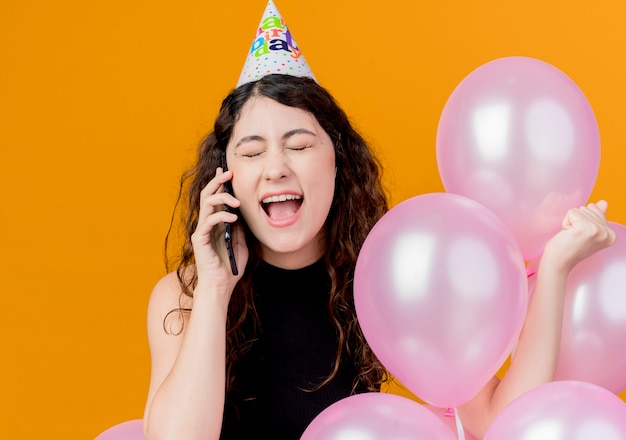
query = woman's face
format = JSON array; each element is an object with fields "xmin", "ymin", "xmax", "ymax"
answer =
[{"xmin": 226, "ymin": 95, "xmax": 336, "ymax": 269}]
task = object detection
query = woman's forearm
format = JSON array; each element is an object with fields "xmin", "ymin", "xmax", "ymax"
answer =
[
  {"xmin": 458, "ymin": 257, "xmax": 569, "ymax": 438},
  {"xmin": 489, "ymin": 257, "xmax": 567, "ymax": 409},
  {"xmin": 144, "ymin": 285, "xmax": 228, "ymax": 440}
]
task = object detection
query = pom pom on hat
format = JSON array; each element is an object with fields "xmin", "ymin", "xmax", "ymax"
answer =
[{"xmin": 236, "ymin": 0, "xmax": 316, "ymax": 87}]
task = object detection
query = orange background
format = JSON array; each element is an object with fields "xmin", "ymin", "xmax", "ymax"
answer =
[{"xmin": 1, "ymin": 0, "xmax": 625, "ymax": 438}]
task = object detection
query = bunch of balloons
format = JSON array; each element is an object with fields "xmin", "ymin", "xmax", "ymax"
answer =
[
  {"xmin": 303, "ymin": 56, "xmax": 626, "ymax": 438},
  {"xmin": 303, "ymin": 382, "xmax": 626, "ymax": 440}
]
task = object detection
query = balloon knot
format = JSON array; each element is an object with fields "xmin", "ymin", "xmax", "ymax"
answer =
[
  {"xmin": 444, "ymin": 407, "xmax": 455, "ymax": 417},
  {"xmin": 526, "ymin": 266, "xmax": 536, "ymax": 277}
]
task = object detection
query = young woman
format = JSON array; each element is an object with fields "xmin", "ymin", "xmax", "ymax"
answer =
[{"xmin": 142, "ymin": 74, "xmax": 615, "ymax": 439}]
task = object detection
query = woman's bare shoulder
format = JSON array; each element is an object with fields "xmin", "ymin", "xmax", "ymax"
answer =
[
  {"xmin": 151, "ymin": 268, "xmax": 196, "ymax": 303},
  {"xmin": 147, "ymin": 269, "xmax": 195, "ymax": 335}
]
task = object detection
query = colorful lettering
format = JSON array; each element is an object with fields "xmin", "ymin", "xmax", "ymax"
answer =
[
  {"xmin": 249, "ymin": 16, "xmax": 303, "ymax": 60},
  {"xmin": 254, "ymin": 42, "xmax": 270, "ymax": 57},
  {"xmin": 261, "ymin": 16, "xmax": 284, "ymax": 30},
  {"xmin": 269, "ymin": 39, "xmax": 290, "ymax": 52},
  {"xmin": 250, "ymin": 37, "xmax": 265, "ymax": 53}
]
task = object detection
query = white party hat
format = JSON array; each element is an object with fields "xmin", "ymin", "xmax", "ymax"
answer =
[{"xmin": 236, "ymin": 0, "xmax": 316, "ymax": 87}]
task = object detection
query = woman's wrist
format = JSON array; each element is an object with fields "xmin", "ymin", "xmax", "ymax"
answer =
[
  {"xmin": 539, "ymin": 237, "xmax": 579, "ymax": 275},
  {"xmin": 193, "ymin": 282, "xmax": 232, "ymax": 315}
]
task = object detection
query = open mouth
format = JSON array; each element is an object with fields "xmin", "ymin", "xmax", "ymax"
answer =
[{"xmin": 261, "ymin": 194, "xmax": 303, "ymax": 220}]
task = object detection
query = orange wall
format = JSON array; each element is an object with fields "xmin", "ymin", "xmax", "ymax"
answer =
[{"xmin": 1, "ymin": 0, "xmax": 625, "ymax": 438}]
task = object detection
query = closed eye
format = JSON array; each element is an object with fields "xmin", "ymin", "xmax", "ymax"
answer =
[
  {"xmin": 287, "ymin": 145, "xmax": 313, "ymax": 151},
  {"xmin": 240, "ymin": 150, "xmax": 265, "ymax": 158}
]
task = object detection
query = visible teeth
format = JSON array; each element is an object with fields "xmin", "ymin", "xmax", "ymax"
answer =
[{"xmin": 262, "ymin": 194, "xmax": 302, "ymax": 204}]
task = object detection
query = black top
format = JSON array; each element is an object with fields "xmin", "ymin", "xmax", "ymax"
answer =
[{"xmin": 220, "ymin": 259, "xmax": 366, "ymax": 439}]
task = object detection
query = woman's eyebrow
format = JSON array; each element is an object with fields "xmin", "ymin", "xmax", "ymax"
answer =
[
  {"xmin": 282, "ymin": 128, "xmax": 316, "ymax": 140},
  {"xmin": 235, "ymin": 135, "xmax": 265, "ymax": 148}
]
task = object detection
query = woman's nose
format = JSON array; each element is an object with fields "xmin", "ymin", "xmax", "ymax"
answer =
[{"xmin": 262, "ymin": 150, "xmax": 291, "ymax": 181}]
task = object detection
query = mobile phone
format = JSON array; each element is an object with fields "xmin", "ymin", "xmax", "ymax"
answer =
[{"xmin": 221, "ymin": 153, "xmax": 239, "ymax": 276}]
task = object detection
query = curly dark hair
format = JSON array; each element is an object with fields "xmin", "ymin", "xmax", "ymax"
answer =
[{"xmin": 165, "ymin": 74, "xmax": 389, "ymax": 395}]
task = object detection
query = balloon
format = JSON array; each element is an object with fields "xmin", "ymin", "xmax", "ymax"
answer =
[
  {"xmin": 484, "ymin": 380, "xmax": 626, "ymax": 440},
  {"xmin": 437, "ymin": 56, "xmax": 600, "ymax": 260},
  {"xmin": 95, "ymin": 419, "xmax": 144, "ymax": 440},
  {"xmin": 301, "ymin": 393, "xmax": 458, "ymax": 440},
  {"xmin": 528, "ymin": 222, "xmax": 626, "ymax": 394},
  {"xmin": 354, "ymin": 192, "xmax": 527, "ymax": 407}
]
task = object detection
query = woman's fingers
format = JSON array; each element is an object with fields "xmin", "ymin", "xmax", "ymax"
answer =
[
  {"xmin": 547, "ymin": 200, "xmax": 616, "ymax": 271},
  {"xmin": 563, "ymin": 201, "xmax": 609, "ymax": 228},
  {"xmin": 197, "ymin": 196, "xmax": 239, "ymax": 231},
  {"xmin": 195, "ymin": 172, "xmax": 241, "ymax": 242},
  {"xmin": 199, "ymin": 169, "xmax": 241, "ymax": 215},
  {"xmin": 593, "ymin": 199, "xmax": 609, "ymax": 213},
  {"xmin": 199, "ymin": 167, "xmax": 229, "ymax": 195},
  {"xmin": 191, "ymin": 167, "xmax": 246, "ymax": 283}
]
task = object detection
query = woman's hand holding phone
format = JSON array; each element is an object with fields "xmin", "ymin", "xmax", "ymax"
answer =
[{"xmin": 190, "ymin": 163, "xmax": 246, "ymax": 299}]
